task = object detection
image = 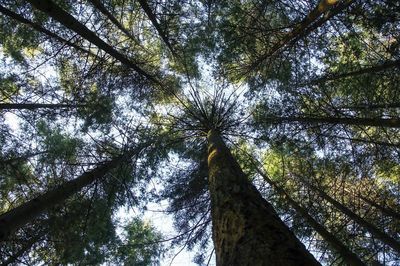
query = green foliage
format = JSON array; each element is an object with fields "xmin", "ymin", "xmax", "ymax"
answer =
[
  {"xmin": 1, "ymin": 0, "xmax": 400, "ymax": 265},
  {"xmin": 47, "ymin": 198, "xmax": 117, "ymax": 265},
  {"xmin": 0, "ymin": 159, "xmax": 34, "ymax": 211},
  {"xmin": 0, "ymin": 15, "xmax": 40, "ymax": 63},
  {"xmin": 230, "ymin": 140, "xmax": 257, "ymax": 179},
  {"xmin": 114, "ymin": 217, "xmax": 165, "ymax": 266},
  {"xmin": 0, "ymin": 74, "xmax": 20, "ymax": 101},
  {"xmin": 36, "ymin": 120, "xmax": 81, "ymax": 163},
  {"xmin": 79, "ymin": 93, "xmax": 114, "ymax": 132}
]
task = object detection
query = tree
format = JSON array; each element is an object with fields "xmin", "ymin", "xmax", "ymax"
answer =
[
  {"xmin": 254, "ymin": 165, "xmax": 364, "ymax": 265},
  {"xmin": 0, "ymin": 145, "xmax": 142, "ymax": 241},
  {"xmin": 1, "ymin": 0, "xmax": 399, "ymax": 265},
  {"xmin": 114, "ymin": 217, "xmax": 166, "ymax": 266},
  {"xmin": 206, "ymin": 129, "xmax": 319, "ymax": 265}
]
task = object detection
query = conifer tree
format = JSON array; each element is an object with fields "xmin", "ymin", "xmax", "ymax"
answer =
[{"xmin": 1, "ymin": 0, "xmax": 399, "ymax": 265}]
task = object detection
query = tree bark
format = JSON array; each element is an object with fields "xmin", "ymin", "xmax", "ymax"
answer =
[
  {"xmin": 256, "ymin": 169, "xmax": 365, "ymax": 266},
  {"xmin": 26, "ymin": 0, "xmax": 155, "ymax": 82},
  {"xmin": 307, "ymin": 182, "xmax": 400, "ymax": 254},
  {"xmin": 207, "ymin": 129, "xmax": 320, "ymax": 265},
  {"xmin": 0, "ymin": 4, "xmax": 94, "ymax": 56},
  {"xmin": 0, "ymin": 151, "xmax": 135, "ymax": 241},
  {"xmin": 265, "ymin": 115, "xmax": 400, "ymax": 128}
]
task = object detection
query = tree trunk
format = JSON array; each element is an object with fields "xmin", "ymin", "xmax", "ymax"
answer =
[
  {"xmin": 137, "ymin": 0, "xmax": 175, "ymax": 54},
  {"xmin": 256, "ymin": 169, "xmax": 364, "ymax": 266},
  {"xmin": 265, "ymin": 115, "xmax": 400, "ymax": 128},
  {"xmin": 0, "ymin": 4, "xmax": 94, "ymax": 56},
  {"xmin": 308, "ymin": 59, "xmax": 400, "ymax": 85},
  {"xmin": 0, "ymin": 103, "xmax": 82, "ymax": 110},
  {"xmin": 338, "ymin": 103, "xmax": 400, "ymax": 110},
  {"xmin": 358, "ymin": 195, "xmax": 400, "ymax": 220},
  {"xmin": 0, "ymin": 152, "xmax": 134, "ymax": 241},
  {"xmin": 307, "ymin": 182, "xmax": 400, "ymax": 254},
  {"xmin": 206, "ymin": 129, "xmax": 320, "ymax": 265},
  {"xmin": 251, "ymin": 0, "xmax": 353, "ymax": 68},
  {"xmin": 0, "ymin": 235, "xmax": 41, "ymax": 266},
  {"xmin": 87, "ymin": 0, "xmax": 141, "ymax": 45},
  {"xmin": 318, "ymin": 133, "xmax": 400, "ymax": 148},
  {"xmin": 26, "ymin": 0, "xmax": 155, "ymax": 82},
  {"xmin": 285, "ymin": 0, "xmax": 354, "ymax": 49}
]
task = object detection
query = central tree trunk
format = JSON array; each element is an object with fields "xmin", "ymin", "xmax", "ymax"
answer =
[{"xmin": 206, "ymin": 129, "xmax": 320, "ymax": 265}]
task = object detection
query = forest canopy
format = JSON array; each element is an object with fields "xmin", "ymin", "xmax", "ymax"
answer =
[{"xmin": 0, "ymin": 0, "xmax": 399, "ymax": 265}]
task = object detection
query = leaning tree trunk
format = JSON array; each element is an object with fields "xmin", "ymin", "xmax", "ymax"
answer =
[
  {"xmin": 26, "ymin": 0, "xmax": 155, "ymax": 82},
  {"xmin": 137, "ymin": 0, "xmax": 175, "ymax": 54},
  {"xmin": 0, "ymin": 149, "xmax": 139, "ymax": 241},
  {"xmin": 358, "ymin": 194, "xmax": 400, "ymax": 220},
  {"xmin": 0, "ymin": 235, "xmax": 41, "ymax": 266},
  {"xmin": 308, "ymin": 59, "xmax": 400, "ymax": 85},
  {"xmin": 251, "ymin": 0, "xmax": 353, "ymax": 68},
  {"xmin": 266, "ymin": 116, "xmax": 400, "ymax": 128},
  {"xmin": 0, "ymin": 4, "xmax": 94, "ymax": 56},
  {"xmin": 306, "ymin": 182, "xmax": 400, "ymax": 254},
  {"xmin": 255, "ymin": 168, "xmax": 364, "ymax": 266},
  {"xmin": 206, "ymin": 129, "xmax": 320, "ymax": 265},
  {"xmin": 0, "ymin": 103, "xmax": 82, "ymax": 110},
  {"xmin": 87, "ymin": 0, "xmax": 140, "ymax": 45}
]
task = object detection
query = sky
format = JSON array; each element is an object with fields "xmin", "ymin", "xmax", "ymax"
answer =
[
  {"xmin": 3, "ymin": 109, "xmax": 212, "ymax": 265},
  {"xmin": 116, "ymin": 201, "xmax": 215, "ymax": 266},
  {"xmin": 0, "ymin": 36, "xmax": 249, "ymax": 265}
]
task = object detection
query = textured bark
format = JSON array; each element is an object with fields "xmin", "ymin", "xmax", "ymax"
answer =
[
  {"xmin": 308, "ymin": 183, "xmax": 400, "ymax": 254},
  {"xmin": 0, "ymin": 103, "xmax": 82, "ymax": 110},
  {"xmin": 26, "ymin": 0, "xmax": 155, "ymax": 82},
  {"xmin": 257, "ymin": 169, "xmax": 365, "ymax": 266},
  {"xmin": 265, "ymin": 116, "xmax": 400, "ymax": 128},
  {"xmin": 0, "ymin": 153, "xmax": 131, "ymax": 241},
  {"xmin": 0, "ymin": 4, "xmax": 94, "ymax": 56},
  {"xmin": 207, "ymin": 130, "xmax": 320, "ymax": 266}
]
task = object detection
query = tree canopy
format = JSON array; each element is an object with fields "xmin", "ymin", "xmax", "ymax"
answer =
[{"xmin": 0, "ymin": 0, "xmax": 399, "ymax": 265}]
